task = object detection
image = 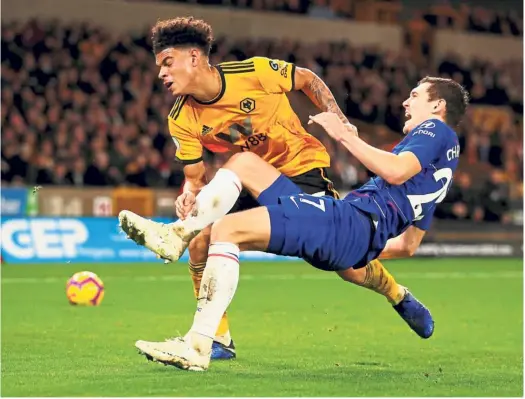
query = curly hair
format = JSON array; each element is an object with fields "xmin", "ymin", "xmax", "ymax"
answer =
[{"xmin": 151, "ymin": 17, "xmax": 214, "ymax": 56}]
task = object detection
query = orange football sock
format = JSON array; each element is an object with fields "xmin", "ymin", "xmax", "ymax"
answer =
[
  {"xmin": 361, "ymin": 260, "xmax": 406, "ymax": 305},
  {"xmin": 216, "ymin": 313, "xmax": 231, "ymax": 338},
  {"xmin": 189, "ymin": 261, "xmax": 206, "ymax": 297}
]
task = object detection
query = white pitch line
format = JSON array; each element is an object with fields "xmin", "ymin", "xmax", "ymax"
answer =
[{"xmin": 0, "ymin": 271, "xmax": 522, "ymax": 284}]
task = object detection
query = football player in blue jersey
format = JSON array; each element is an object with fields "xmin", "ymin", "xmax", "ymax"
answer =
[{"xmin": 121, "ymin": 76, "xmax": 469, "ymax": 371}]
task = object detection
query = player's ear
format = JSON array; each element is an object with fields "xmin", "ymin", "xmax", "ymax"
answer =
[
  {"xmin": 189, "ymin": 48, "xmax": 199, "ymax": 67},
  {"xmin": 433, "ymin": 99, "xmax": 446, "ymax": 115}
]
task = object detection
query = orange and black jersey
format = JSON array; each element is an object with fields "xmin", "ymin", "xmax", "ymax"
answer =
[{"xmin": 167, "ymin": 56, "xmax": 330, "ymax": 177}]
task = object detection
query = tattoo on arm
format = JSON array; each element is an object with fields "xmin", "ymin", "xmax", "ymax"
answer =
[{"xmin": 303, "ymin": 74, "xmax": 348, "ymax": 123}]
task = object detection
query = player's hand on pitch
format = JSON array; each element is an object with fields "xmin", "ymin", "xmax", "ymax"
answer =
[
  {"xmin": 308, "ymin": 112, "xmax": 358, "ymax": 140},
  {"xmin": 175, "ymin": 192, "xmax": 197, "ymax": 220}
]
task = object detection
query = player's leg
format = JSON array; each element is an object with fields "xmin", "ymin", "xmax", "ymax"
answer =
[
  {"xmin": 183, "ymin": 207, "xmax": 271, "ymax": 357},
  {"xmin": 339, "ymin": 261, "xmax": 406, "ymax": 305},
  {"xmin": 187, "ymin": 227, "xmax": 236, "ymax": 360},
  {"xmin": 337, "ymin": 262, "xmax": 434, "ymax": 339},
  {"xmin": 182, "ymin": 165, "xmax": 297, "ymax": 360},
  {"xmin": 183, "ymin": 182, "xmax": 276, "ymax": 361},
  {"xmin": 175, "ymin": 151, "xmax": 303, "ymax": 213},
  {"xmin": 135, "ymin": 207, "xmax": 271, "ymax": 371},
  {"xmin": 119, "ymin": 152, "xmax": 301, "ymax": 261},
  {"xmin": 170, "ymin": 152, "xmax": 285, "ymax": 233},
  {"xmin": 123, "ymin": 155, "xmax": 306, "ymax": 363}
]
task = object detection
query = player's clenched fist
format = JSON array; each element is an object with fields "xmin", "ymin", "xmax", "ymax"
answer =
[
  {"xmin": 175, "ymin": 192, "xmax": 197, "ymax": 220},
  {"xmin": 308, "ymin": 112, "xmax": 358, "ymax": 141}
]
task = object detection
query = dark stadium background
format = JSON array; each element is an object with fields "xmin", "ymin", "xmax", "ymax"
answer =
[{"xmin": 1, "ymin": 0, "xmax": 523, "ymax": 396}]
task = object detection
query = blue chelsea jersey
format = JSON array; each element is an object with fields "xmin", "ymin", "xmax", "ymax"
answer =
[{"xmin": 344, "ymin": 118, "xmax": 460, "ymax": 257}]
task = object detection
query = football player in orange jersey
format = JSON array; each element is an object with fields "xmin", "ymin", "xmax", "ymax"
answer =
[{"xmin": 123, "ymin": 17, "xmax": 407, "ymax": 361}]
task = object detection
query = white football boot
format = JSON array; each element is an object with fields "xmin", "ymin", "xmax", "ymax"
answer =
[
  {"xmin": 135, "ymin": 337, "xmax": 211, "ymax": 371},
  {"xmin": 118, "ymin": 210, "xmax": 195, "ymax": 263}
]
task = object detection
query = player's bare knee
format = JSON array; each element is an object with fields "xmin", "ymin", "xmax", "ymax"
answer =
[
  {"xmin": 223, "ymin": 152, "xmax": 262, "ymax": 186},
  {"xmin": 224, "ymin": 152, "xmax": 280, "ymax": 197},
  {"xmin": 210, "ymin": 218, "xmax": 230, "ymax": 242},
  {"xmin": 223, "ymin": 152, "xmax": 256, "ymax": 177},
  {"xmin": 210, "ymin": 217, "xmax": 240, "ymax": 245}
]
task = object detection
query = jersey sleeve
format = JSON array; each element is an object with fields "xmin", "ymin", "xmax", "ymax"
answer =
[
  {"xmin": 167, "ymin": 96, "xmax": 202, "ymax": 164},
  {"xmin": 168, "ymin": 118, "xmax": 202, "ymax": 165},
  {"xmin": 399, "ymin": 121, "xmax": 445, "ymax": 167},
  {"xmin": 253, "ymin": 56, "xmax": 296, "ymax": 94},
  {"xmin": 413, "ymin": 207, "xmax": 435, "ymax": 230}
]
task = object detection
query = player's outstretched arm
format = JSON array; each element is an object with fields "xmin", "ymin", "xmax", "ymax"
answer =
[
  {"xmin": 378, "ymin": 226, "xmax": 426, "ymax": 259},
  {"xmin": 309, "ymin": 112, "xmax": 421, "ymax": 185},
  {"xmin": 294, "ymin": 67, "xmax": 357, "ymax": 135}
]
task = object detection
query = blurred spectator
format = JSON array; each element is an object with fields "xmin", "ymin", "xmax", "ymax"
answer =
[
  {"xmin": 67, "ymin": 158, "xmax": 88, "ymax": 186},
  {"xmin": 435, "ymin": 172, "xmax": 482, "ymax": 221},
  {"xmin": 85, "ymin": 152, "xmax": 114, "ymax": 186},
  {"xmin": 158, "ymin": 0, "xmax": 523, "ymax": 36},
  {"xmin": 479, "ymin": 169, "xmax": 512, "ymax": 223},
  {"xmin": 308, "ymin": 0, "xmax": 338, "ymax": 19}
]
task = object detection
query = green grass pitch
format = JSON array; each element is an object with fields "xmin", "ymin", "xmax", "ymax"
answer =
[{"xmin": 1, "ymin": 258, "xmax": 523, "ymax": 397}]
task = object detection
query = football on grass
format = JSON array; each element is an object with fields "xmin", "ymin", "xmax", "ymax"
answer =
[{"xmin": 66, "ymin": 271, "xmax": 104, "ymax": 306}]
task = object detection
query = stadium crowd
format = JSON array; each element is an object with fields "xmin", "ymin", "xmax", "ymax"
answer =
[
  {"xmin": 157, "ymin": 0, "xmax": 523, "ymax": 37},
  {"xmin": 1, "ymin": 19, "xmax": 522, "ymax": 223}
]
